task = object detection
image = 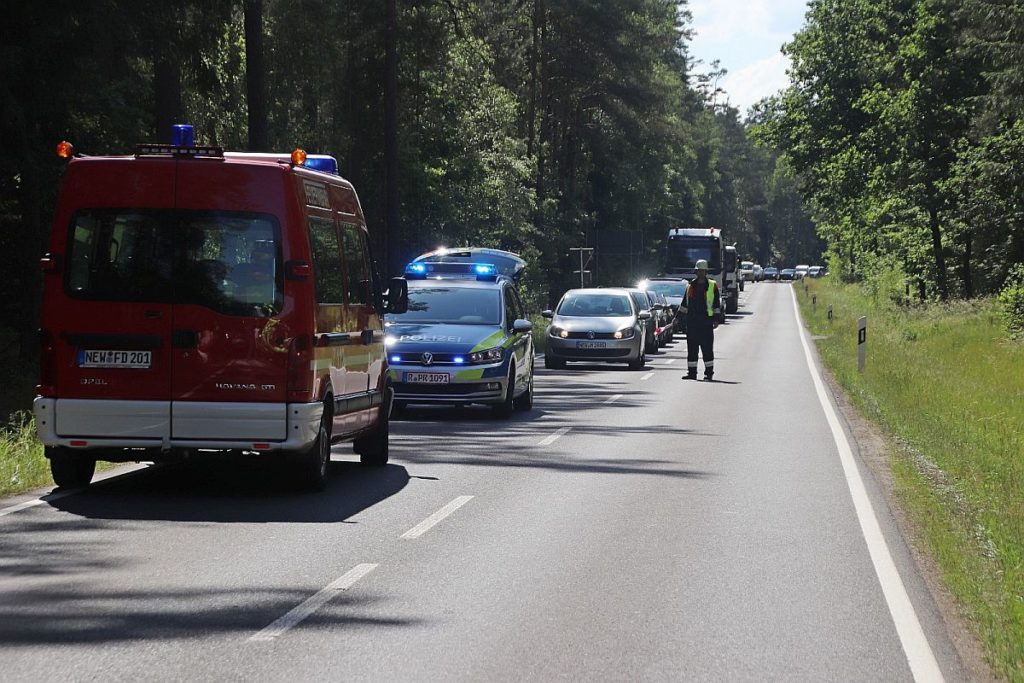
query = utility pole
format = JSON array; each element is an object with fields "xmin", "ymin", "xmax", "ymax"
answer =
[{"xmin": 569, "ymin": 247, "xmax": 594, "ymax": 288}]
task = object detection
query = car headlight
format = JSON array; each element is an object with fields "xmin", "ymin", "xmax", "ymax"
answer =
[
  {"xmin": 549, "ymin": 326, "xmax": 569, "ymax": 339},
  {"xmin": 613, "ymin": 327, "xmax": 635, "ymax": 339},
  {"xmin": 468, "ymin": 346, "xmax": 503, "ymax": 364}
]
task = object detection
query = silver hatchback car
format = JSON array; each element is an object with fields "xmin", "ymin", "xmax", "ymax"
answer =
[{"xmin": 542, "ymin": 288, "xmax": 650, "ymax": 370}]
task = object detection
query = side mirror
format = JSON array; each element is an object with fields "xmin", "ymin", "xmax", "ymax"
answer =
[
  {"xmin": 651, "ymin": 303, "xmax": 663, "ymax": 311},
  {"xmin": 639, "ymin": 310, "xmax": 652, "ymax": 321},
  {"xmin": 513, "ymin": 319, "xmax": 533, "ymax": 333},
  {"xmin": 385, "ymin": 277, "xmax": 409, "ymax": 314},
  {"xmin": 541, "ymin": 309, "xmax": 554, "ymax": 319}
]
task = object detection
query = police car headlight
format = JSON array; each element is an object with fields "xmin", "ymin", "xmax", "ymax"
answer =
[
  {"xmin": 468, "ymin": 347, "xmax": 503, "ymax": 364},
  {"xmin": 613, "ymin": 327, "xmax": 635, "ymax": 340},
  {"xmin": 549, "ymin": 326, "xmax": 569, "ymax": 339}
]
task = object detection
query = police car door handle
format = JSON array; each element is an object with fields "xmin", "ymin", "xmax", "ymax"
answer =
[
  {"xmin": 172, "ymin": 329, "xmax": 198, "ymax": 349},
  {"xmin": 144, "ymin": 310, "xmax": 162, "ymax": 319}
]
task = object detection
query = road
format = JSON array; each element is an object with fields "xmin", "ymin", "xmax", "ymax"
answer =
[{"xmin": 0, "ymin": 282, "xmax": 968, "ymax": 681}]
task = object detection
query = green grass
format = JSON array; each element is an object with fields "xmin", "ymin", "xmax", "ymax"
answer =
[
  {"xmin": 797, "ymin": 278, "xmax": 1024, "ymax": 680},
  {"xmin": 0, "ymin": 411, "xmax": 51, "ymax": 497}
]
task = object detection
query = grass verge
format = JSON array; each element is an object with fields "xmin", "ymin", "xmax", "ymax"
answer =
[
  {"xmin": 796, "ymin": 277, "xmax": 1023, "ymax": 680},
  {"xmin": 0, "ymin": 411, "xmax": 51, "ymax": 497}
]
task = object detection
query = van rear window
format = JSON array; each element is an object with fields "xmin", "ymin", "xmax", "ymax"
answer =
[{"xmin": 65, "ymin": 209, "xmax": 282, "ymax": 316}]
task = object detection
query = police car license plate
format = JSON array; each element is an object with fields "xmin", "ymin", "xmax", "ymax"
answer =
[
  {"xmin": 406, "ymin": 372, "xmax": 449, "ymax": 384},
  {"xmin": 577, "ymin": 341, "xmax": 606, "ymax": 349},
  {"xmin": 78, "ymin": 350, "xmax": 152, "ymax": 369}
]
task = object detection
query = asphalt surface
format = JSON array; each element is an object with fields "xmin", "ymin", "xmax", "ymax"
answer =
[{"xmin": 0, "ymin": 282, "xmax": 969, "ymax": 681}]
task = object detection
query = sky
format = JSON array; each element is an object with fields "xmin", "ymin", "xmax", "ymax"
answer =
[{"xmin": 686, "ymin": 0, "xmax": 810, "ymax": 116}]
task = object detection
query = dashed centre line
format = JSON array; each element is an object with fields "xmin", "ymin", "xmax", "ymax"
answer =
[
  {"xmin": 537, "ymin": 427, "xmax": 571, "ymax": 446},
  {"xmin": 663, "ymin": 358, "xmax": 676, "ymax": 364},
  {"xmin": 249, "ymin": 563, "xmax": 378, "ymax": 642},
  {"xmin": 603, "ymin": 394, "xmax": 623, "ymax": 405},
  {"xmin": 640, "ymin": 372, "xmax": 654, "ymax": 381},
  {"xmin": 401, "ymin": 496, "xmax": 474, "ymax": 539}
]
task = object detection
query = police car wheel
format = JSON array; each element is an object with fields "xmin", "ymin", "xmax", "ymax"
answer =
[
  {"xmin": 48, "ymin": 447, "xmax": 96, "ymax": 489},
  {"xmin": 493, "ymin": 367, "xmax": 516, "ymax": 418},
  {"xmin": 513, "ymin": 365, "xmax": 533, "ymax": 411}
]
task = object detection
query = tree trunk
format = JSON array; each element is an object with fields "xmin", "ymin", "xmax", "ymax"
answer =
[
  {"xmin": 534, "ymin": 0, "xmax": 547, "ymax": 233},
  {"xmin": 244, "ymin": 0, "xmax": 268, "ymax": 151},
  {"xmin": 527, "ymin": 0, "xmax": 541, "ymax": 159},
  {"xmin": 153, "ymin": 59, "xmax": 181, "ymax": 143},
  {"xmin": 927, "ymin": 203, "xmax": 949, "ymax": 301},
  {"xmin": 960, "ymin": 230, "xmax": 973, "ymax": 298},
  {"xmin": 384, "ymin": 0, "xmax": 400, "ymax": 277}
]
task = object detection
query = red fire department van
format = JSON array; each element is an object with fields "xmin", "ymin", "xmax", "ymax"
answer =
[{"xmin": 34, "ymin": 127, "xmax": 407, "ymax": 490}]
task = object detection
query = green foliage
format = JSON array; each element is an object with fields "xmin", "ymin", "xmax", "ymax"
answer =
[
  {"xmin": 998, "ymin": 264, "xmax": 1024, "ymax": 340},
  {"xmin": 0, "ymin": 412, "xmax": 48, "ymax": 497}
]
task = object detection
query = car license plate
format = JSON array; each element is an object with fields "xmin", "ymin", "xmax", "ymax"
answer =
[
  {"xmin": 405, "ymin": 372, "xmax": 450, "ymax": 384},
  {"xmin": 577, "ymin": 341, "xmax": 607, "ymax": 349},
  {"xmin": 78, "ymin": 350, "xmax": 152, "ymax": 369}
]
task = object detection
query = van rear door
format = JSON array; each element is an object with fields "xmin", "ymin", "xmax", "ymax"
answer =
[
  {"xmin": 51, "ymin": 161, "xmax": 176, "ymax": 440},
  {"xmin": 169, "ymin": 163, "xmax": 291, "ymax": 442}
]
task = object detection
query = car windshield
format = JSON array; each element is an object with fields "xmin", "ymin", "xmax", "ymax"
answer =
[
  {"xmin": 392, "ymin": 286, "xmax": 501, "ymax": 325},
  {"xmin": 645, "ymin": 281, "xmax": 687, "ymax": 297},
  {"xmin": 557, "ymin": 293, "xmax": 633, "ymax": 317}
]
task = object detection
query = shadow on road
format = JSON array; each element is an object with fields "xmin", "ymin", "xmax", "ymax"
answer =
[{"xmin": 44, "ymin": 458, "xmax": 410, "ymax": 524}]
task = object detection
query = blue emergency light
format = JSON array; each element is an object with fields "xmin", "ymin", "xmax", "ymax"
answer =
[
  {"xmin": 474, "ymin": 263, "xmax": 497, "ymax": 277},
  {"xmin": 304, "ymin": 155, "xmax": 339, "ymax": 175},
  {"xmin": 405, "ymin": 263, "xmax": 428, "ymax": 278},
  {"xmin": 453, "ymin": 356, "xmax": 465, "ymax": 364},
  {"xmin": 172, "ymin": 124, "xmax": 195, "ymax": 147}
]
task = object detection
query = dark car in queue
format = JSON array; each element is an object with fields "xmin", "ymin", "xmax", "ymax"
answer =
[
  {"xmin": 385, "ymin": 262, "xmax": 534, "ymax": 417},
  {"xmin": 543, "ymin": 288, "xmax": 650, "ymax": 370},
  {"xmin": 780, "ymin": 268, "xmax": 796, "ymax": 281},
  {"xmin": 763, "ymin": 266, "xmax": 779, "ymax": 281},
  {"xmin": 639, "ymin": 278, "xmax": 688, "ymax": 333},
  {"xmin": 626, "ymin": 288, "xmax": 661, "ymax": 353}
]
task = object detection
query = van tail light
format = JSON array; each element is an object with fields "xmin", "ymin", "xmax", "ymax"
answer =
[
  {"xmin": 287, "ymin": 334, "xmax": 313, "ymax": 402},
  {"xmin": 38, "ymin": 329, "xmax": 57, "ymax": 396}
]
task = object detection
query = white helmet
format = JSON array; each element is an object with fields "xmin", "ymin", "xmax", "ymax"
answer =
[{"xmin": 695, "ymin": 259, "xmax": 709, "ymax": 270}]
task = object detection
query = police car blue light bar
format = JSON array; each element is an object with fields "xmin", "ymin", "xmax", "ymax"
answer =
[
  {"xmin": 405, "ymin": 263, "xmax": 428, "ymax": 278},
  {"xmin": 474, "ymin": 263, "xmax": 496, "ymax": 277},
  {"xmin": 172, "ymin": 124, "xmax": 195, "ymax": 147}
]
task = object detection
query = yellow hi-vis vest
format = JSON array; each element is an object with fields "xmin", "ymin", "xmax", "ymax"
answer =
[{"xmin": 688, "ymin": 279, "xmax": 716, "ymax": 317}]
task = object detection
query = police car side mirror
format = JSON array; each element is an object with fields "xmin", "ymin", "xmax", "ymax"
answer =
[
  {"xmin": 386, "ymin": 277, "xmax": 409, "ymax": 314},
  {"xmin": 541, "ymin": 310, "xmax": 554, "ymax": 319},
  {"xmin": 512, "ymin": 319, "xmax": 533, "ymax": 333}
]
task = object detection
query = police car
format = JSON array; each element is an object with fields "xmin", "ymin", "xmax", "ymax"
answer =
[{"xmin": 385, "ymin": 249, "xmax": 535, "ymax": 417}]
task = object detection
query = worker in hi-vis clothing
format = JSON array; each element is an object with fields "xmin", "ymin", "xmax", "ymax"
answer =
[{"xmin": 680, "ymin": 259, "xmax": 721, "ymax": 381}]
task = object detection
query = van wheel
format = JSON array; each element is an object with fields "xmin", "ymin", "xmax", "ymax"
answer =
[
  {"xmin": 297, "ymin": 420, "xmax": 330, "ymax": 491},
  {"xmin": 48, "ymin": 447, "xmax": 96, "ymax": 489},
  {"xmin": 493, "ymin": 367, "xmax": 515, "ymax": 418},
  {"xmin": 354, "ymin": 390, "xmax": 390, "ymax": 467},
  {"xmin": 513, "ymin": 363, "xmax": 534, "ymax": 411}
]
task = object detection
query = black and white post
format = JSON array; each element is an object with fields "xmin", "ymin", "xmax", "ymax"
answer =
[{"xmin": 857, "ymin": 316, "xmax": 867, "ymax": 372}]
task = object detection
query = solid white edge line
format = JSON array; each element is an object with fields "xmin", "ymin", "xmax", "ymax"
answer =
[
  {"xmin": 603, "ymin": 394, "xmax": 623, "ymax": 405},
  {"xmin": 400, "ymin": 495, "xmax": 474, "ymax": 540},
  {"xmin": 790, "ymin": 287, "xmax": 944, "ymax": 682},
  {"xmin": 249, "ymin": 563, "xmax": 378, "ymax": 642},
  {"xmin": 537, "ymin": 427, "xmax": 571, "ymax": 447},
  {"xmin": 640, "ymin": 372, "xmax": 654, "ymax": 381}
]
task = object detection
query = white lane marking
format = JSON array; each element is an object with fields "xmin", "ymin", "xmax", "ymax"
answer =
[
  {"xmin": 401, "ymin": 496, "xmax": 474, "ymax": 539},
  {"xmin": 603, "ymin": 394, "xmax": 623, "ymax": 405},
  {"xmin": 537, "ymin": 427, "xmax": 571, "ymax": 447},
  {"xmin": 664, "ymin": 359, "xmax": 676, "ymax": 365},
  {"xmin": 640, "ymin": 372, "xmax": 654, "ymax": 381},
  {"xmin": 790, "ymin": 288, "xmax": 944, "ymax": 682},
  {"xmin": 0, "ymin": 464, "xmax": 150, "ymax": 519},
  {"xmin": 249, "ymin": 563, "xmax": 378, "ymax": 642}
]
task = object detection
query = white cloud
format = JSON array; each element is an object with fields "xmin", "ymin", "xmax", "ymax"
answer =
[{"xmin": 721, "ymin": 52, "xmax": 791, "ymax": 114}]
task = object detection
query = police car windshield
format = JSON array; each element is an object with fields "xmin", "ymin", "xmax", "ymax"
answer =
[
  {"xmin": 394, "ymin": 286, "xmax": 501, "ymax": 325},
  {"xmin": 557, "ymin": 293, "xmax": 633, "ymax": 317},
  {"xmin": 645, "ymin": 281, "xmax": 687, "ymax": 297}
]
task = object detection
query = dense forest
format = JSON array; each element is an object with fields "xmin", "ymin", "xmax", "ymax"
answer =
[
  {"xmin": 756, "ymin": 0, "xmax": 1024, "ymax": 303},
  {"xmin": 0, "ymin": 0, "xmax": 817, "ymax": 361}
]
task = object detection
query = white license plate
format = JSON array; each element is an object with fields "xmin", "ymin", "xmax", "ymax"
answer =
[
  {"xmin": 406, "ymin": 372, "xmax": 450, "ymax": 384},
  {"xmin": 78, "ymin": 349, "xmax": 152, "ymax": 369},
  {"xmin": 577, "ymin": 341, "xmax": 607, "ymax": 349}
]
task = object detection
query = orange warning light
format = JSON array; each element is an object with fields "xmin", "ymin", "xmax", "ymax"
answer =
[
  {"xmin": 56, "ymin": 141, "xmax": 74, "ymax": 158},
  {"xmin": 291, "ymin": 148, "xmax": 307, "ymax": 165}
]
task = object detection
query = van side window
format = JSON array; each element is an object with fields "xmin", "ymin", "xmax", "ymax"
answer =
[
  {"xmin": 340, "ymin": 223, "xmax": 371, "ymax": 308},
  {"xmin": 307, "ymin": 217, "xmax": 345, "ymax": 304}
]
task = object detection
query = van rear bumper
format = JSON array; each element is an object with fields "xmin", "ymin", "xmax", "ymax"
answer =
[{"xmin": 33, "ymin": 397, "xmax": 323, "ymax": 452}]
